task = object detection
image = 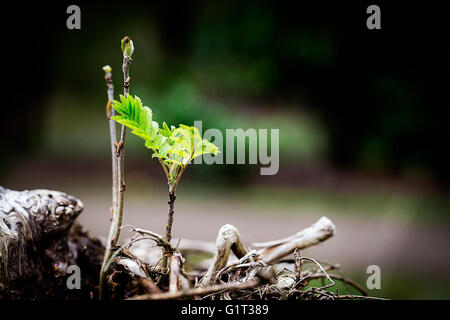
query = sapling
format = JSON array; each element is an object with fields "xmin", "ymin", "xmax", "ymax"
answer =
[
  {"xmin": 98, "ymin": 36, "xmax": 219, "ymax": 298},
  {"xmin": 110, "ymin": 94, "xmax": 220, "ymax": 265}
]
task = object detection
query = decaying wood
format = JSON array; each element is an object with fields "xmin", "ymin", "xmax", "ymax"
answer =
[{"xmin": 0, "ymin": 186, "xmax": 104, "ymax": 299}]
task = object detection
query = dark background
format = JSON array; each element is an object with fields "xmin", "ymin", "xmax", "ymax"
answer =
[{"xmin": 2, "ymin": 1, "xmax": 448, "ymax": 183}]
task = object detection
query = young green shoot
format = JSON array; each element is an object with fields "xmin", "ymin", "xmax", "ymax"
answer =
[{"xmin": 111, "ymin": 94, "xmax": 220, "ymax": 265}]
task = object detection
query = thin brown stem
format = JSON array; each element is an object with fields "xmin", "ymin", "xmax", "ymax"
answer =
[
  {"xmin": 112, "ymin": 53, "xmax": 130, "ymax": 243},
  {"xmin": 161, "ymin": 162, "xmax": 188, "ymax": 268},
  {"xmin": 110, "ymin": 52, "xmax": 130, "ymax": 245},
  {"xmin": 131, "ymin": 227, "xmax": 173, "ymax": 251},
  {"xmin": 171, "ymin": 164, "xmax": 188, "ymax": 191},
  {"xmin": 99, "ymin": 37, "xmax": 133, "ymax": 300},
  {"xmin": 161, "ymin": 187, "xmax": 176, "ymax": 269},
  {"xmin": 165, "ymin": 191, "xmax": 176, "ymax": 245}
]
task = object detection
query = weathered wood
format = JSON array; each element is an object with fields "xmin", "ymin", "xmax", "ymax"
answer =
[
  {"xmin": 0, "ymin": 186, "xmax": 83, "ymax": 287},
  {"xmin": 253, "ymin": 216, "xmax": 336, "ymax": 264}
]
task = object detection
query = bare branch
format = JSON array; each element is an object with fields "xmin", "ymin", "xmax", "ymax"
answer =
[
  {"xmin": 252, "ymin": 216, "xmax": 336, "ymax": 264},
  {"xmin": 129, "ymin": 279, "xmax": 259, "ymax": 300},
  {"xmin": 103, "ymin": 65, "xmax": 118, "ymax": 223},
  {"xmin": 307, "ymin": 274, "xmax": 368, "ymax": 296}
]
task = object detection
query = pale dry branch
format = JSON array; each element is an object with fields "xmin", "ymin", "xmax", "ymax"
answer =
[
  {"xmin": 252, "ymin": 216, "xmax": 336, "ymax": 264},
  {"xmin": 201, "ymin": 224, "xmax": 248, "ymax": 286},
  {"xmin": 169, "ymin": 251, "xmax": 190, "ymax": 293},
  {"xmin": 129, "ymin": 279, "xmax": 260, "ymax": 300},
  {"xmin": 131, "ymin": 227, "xmax": 172, "ymax": 252}
]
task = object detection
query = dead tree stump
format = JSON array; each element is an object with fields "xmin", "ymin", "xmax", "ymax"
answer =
[{"xmin": 0, "ymin": 186, "xmax": 104, "ymax": 299}]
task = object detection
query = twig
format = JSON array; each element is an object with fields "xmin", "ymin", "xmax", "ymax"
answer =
[
  {"xmin": 103, "ymin": 65, "xmax": 118, "ymax": 221},
  {"xmin": 164, "ymin": 159, "xmax": 189, "ymax": 234},
  {"xmin": 252, "ymin": 216, "xmax": 336, "ymax": 264},
  {"xmin": 161, "ymin": 191, "xmax": 176, "ymax": 269},
  {"xmin": 131, "ymin": 227, "xmax": 172, "ymax": 251},
  {"xmin": 171, "ymin": 164, "xmax": 188, "ymax": 192},
  {"xmin": 297, "ymin": 256, "xmax": 335, "ymax": 290},
  {"xmin": 214, "ymin": 261, "xmax": 262, "ymax": 284},
  {"xmin": 306, "ymin": 274, "xmax": 368, "ymax": 296},
  {"xmin": 99, "ymin": 37, "xmax": 134, "ymax": 299},
  {"xmin": 165, "ymin": 191, "xmax": 176, "ymax": 246},
  {"xmin": 294, "ymin": 249, "xmax": 302, "ymax": 280},
  {"xmin": 128, "ymin": 279, "xmax": 260, "ymax": 300},
  {"xmin": 113, "ymin": 36, "xmax": 132, "ymax": 244}
]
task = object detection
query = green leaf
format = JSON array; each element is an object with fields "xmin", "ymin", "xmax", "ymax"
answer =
[
  {"xmin": 110, "ymin": 94, "xmax": 220, "ymax": 183},
  {"xmin": 158, "ymin": 142, "xmax": 172, "ymax": 157},
  {"xmin": 164, "ymin": 158, "xmax": 183, "ymax": 166},
  {"xmin": 158, "ymin": 121, "xmax": 174, "ymax": 137},
  {"xmin": 166, "ymin": 124, "xmax": 221, "ymax": 166},
  {"xmin": 111, "ymin": 95, "xmax": 158, "ymax": 143}
]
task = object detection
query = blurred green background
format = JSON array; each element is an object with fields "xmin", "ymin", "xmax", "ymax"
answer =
[{"xmin": 1, "ymin": 1, "xmax": 449, "ymax": 299}]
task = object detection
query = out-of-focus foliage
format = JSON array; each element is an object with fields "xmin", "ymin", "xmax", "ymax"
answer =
[
  {"xmin": 112, "ymin": 95, "xmax": 159, "ymax": 143},
  {"xmin": 2, "ymin": 2, "xmax": 448, "ymax": 183}
]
